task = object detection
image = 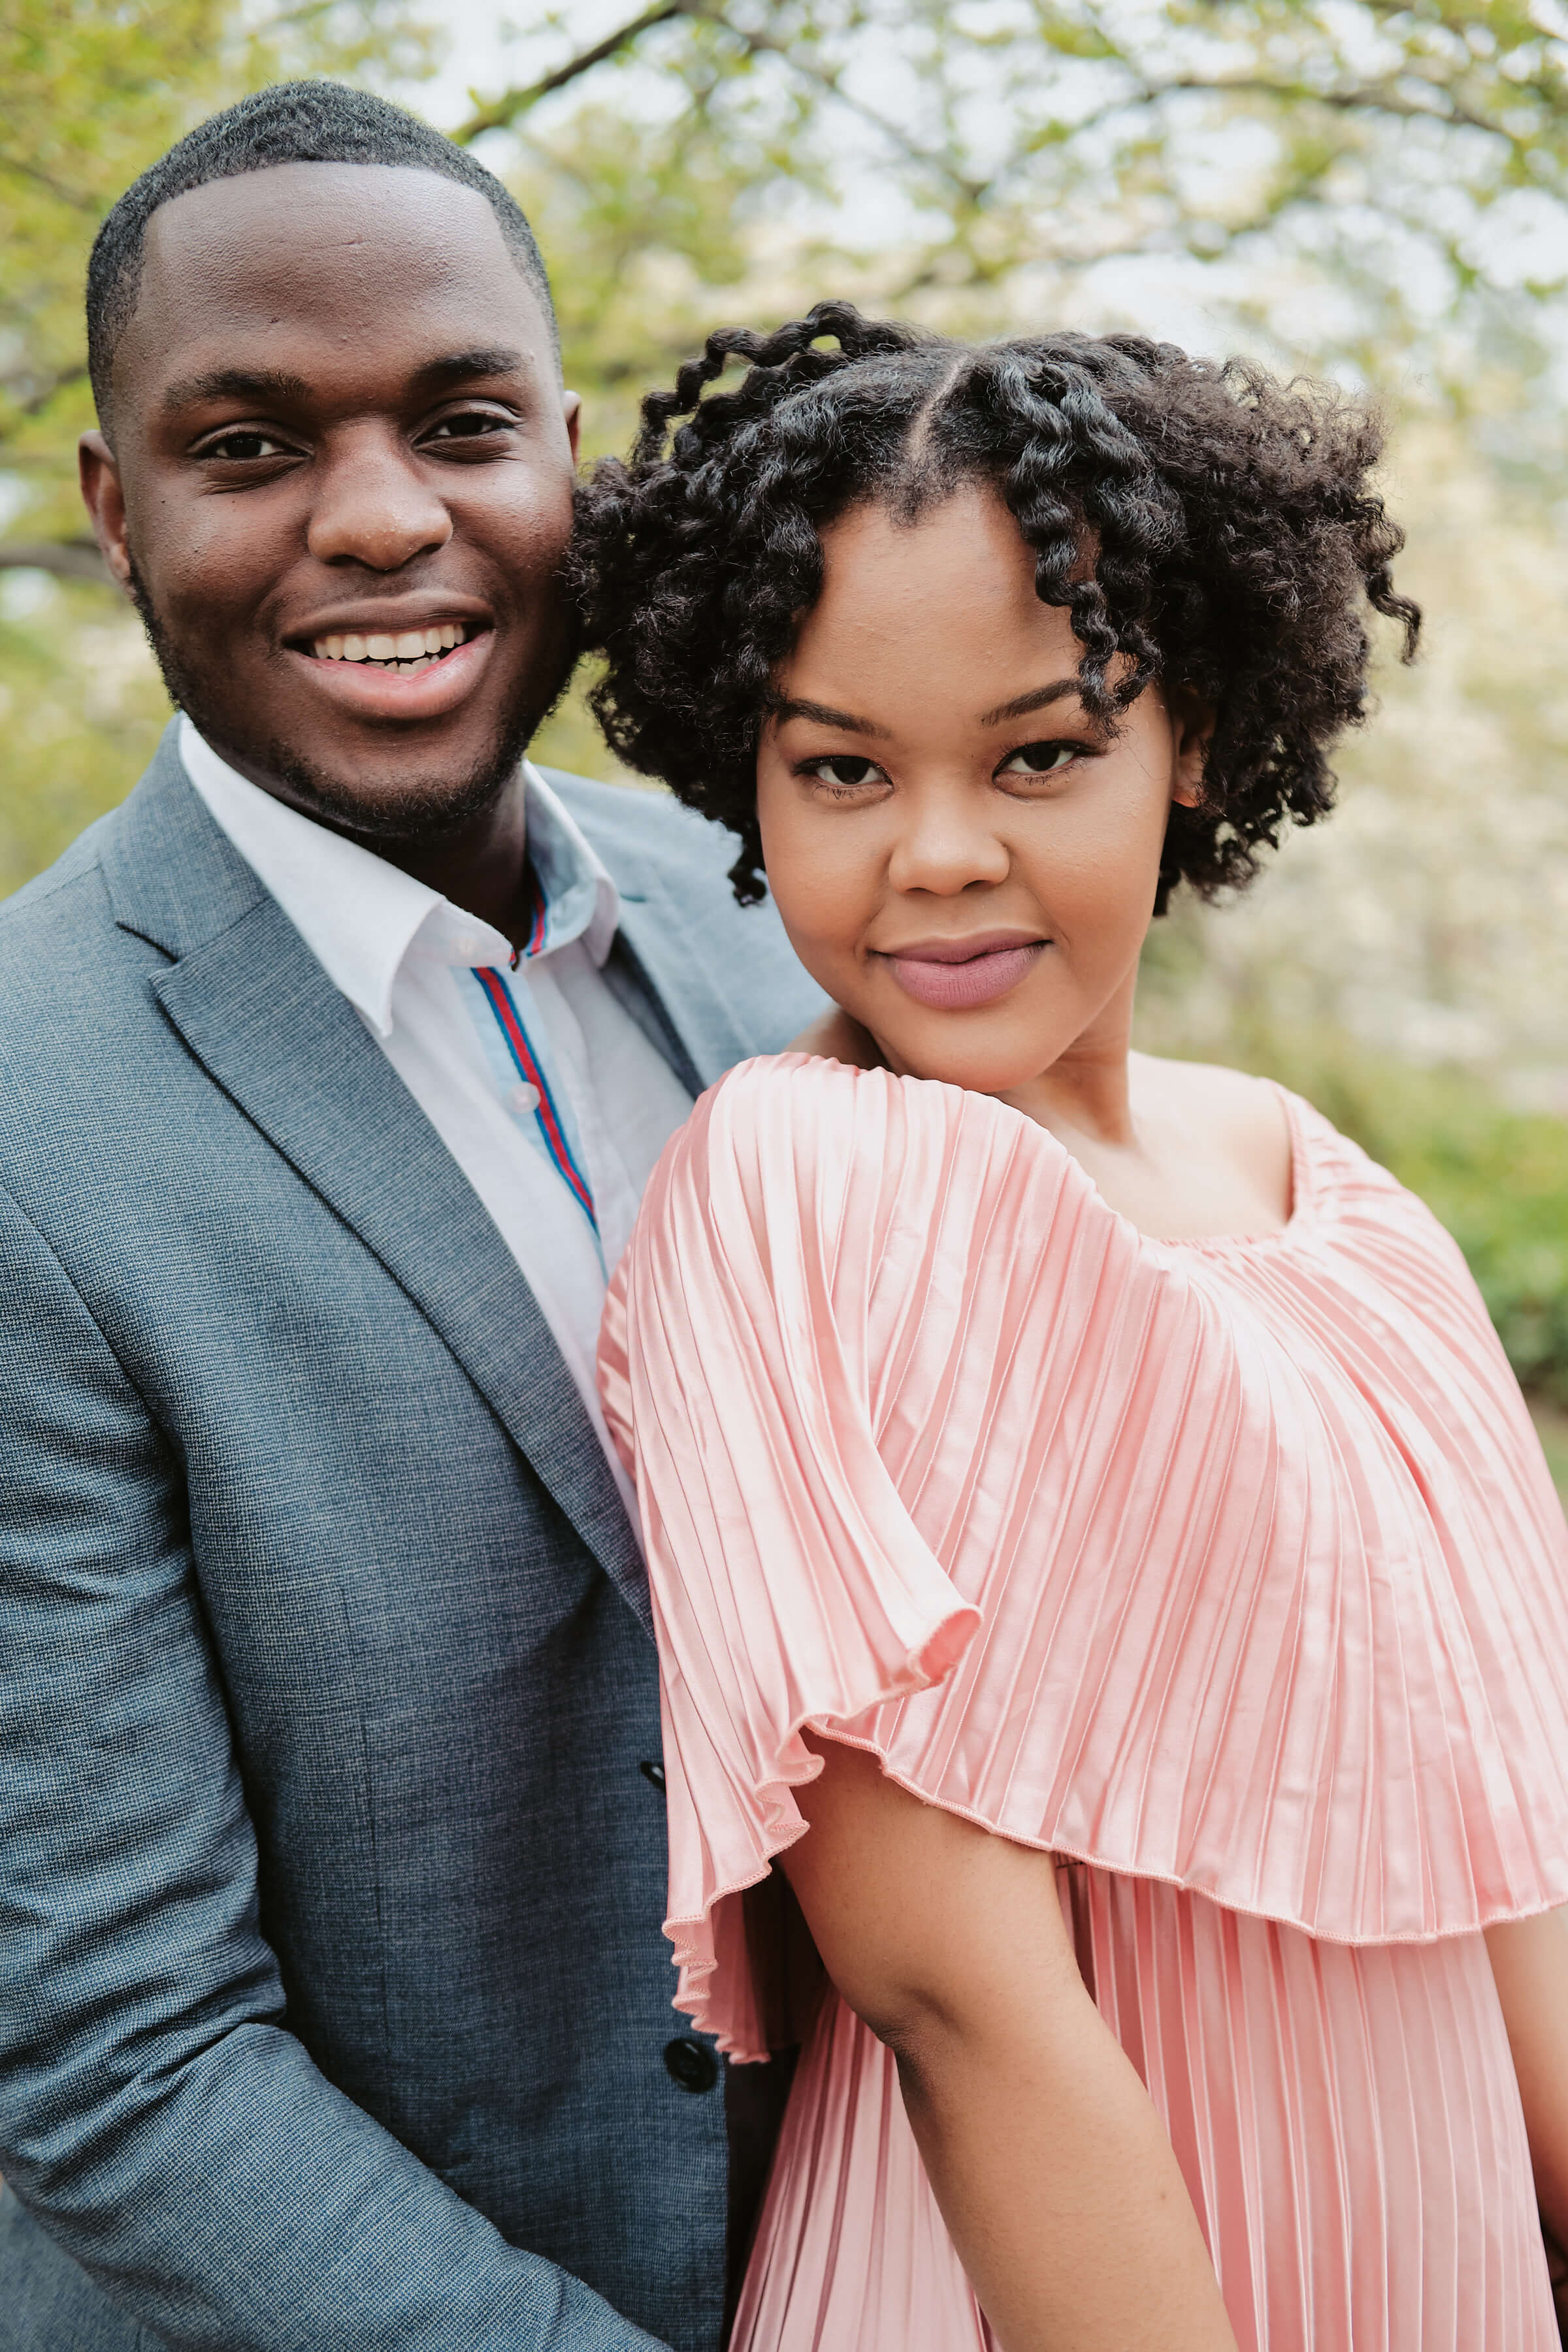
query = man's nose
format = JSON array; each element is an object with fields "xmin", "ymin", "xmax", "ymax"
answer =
[
  {"xmin": 306, "ymin": 431, "xmax": 453, "ymax": 570},
  {"xmin": 887, "ymin": 789, "xmax": 1012, "ymax": 896}
]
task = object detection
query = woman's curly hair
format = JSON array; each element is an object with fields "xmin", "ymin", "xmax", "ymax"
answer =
[{"xmin": 570, "ymin": 301, "xmax": 1419, "ymax": 910}]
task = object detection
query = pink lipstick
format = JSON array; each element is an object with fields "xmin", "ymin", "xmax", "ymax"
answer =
[{"xmin": 880, "ymin": 932, "xmax": 1047, "ymax": 1011}]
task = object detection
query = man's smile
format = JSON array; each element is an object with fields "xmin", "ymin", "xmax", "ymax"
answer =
[
  {"xmin": 283, "ymin": 600, "xmax": 498, "ymax": 723},
  {"xmin": 309, "ymin": 618, "xmax": 480, "ymax": 673}
]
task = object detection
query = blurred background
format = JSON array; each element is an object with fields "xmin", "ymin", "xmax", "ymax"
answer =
[{"xmin": 3, "ymin": 0, "xmax": 1567, "ymax": 1482}]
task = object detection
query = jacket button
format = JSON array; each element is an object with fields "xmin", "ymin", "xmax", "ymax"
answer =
[
  {"xmin": 640, "ymin": 1760, "xmax": 666, "ymax": 1791},
  {"xmin": 664, "ymin": 2036, "xmax": 719, "ymax": 2095}
]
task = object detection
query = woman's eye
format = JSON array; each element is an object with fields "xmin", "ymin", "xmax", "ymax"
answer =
[
  {"xmin": 204, "ymin": 429, "xmax": 292, "ymax": 462},
  {"xmin": 804, "ymin": 755, "xmax": 885, "ymax": 790},
  {"xmin": 998, "ymin": 741, "xmax": 1079, "ymax": 779}
]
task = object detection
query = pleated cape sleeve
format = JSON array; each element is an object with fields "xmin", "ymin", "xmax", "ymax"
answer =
[{"xmin": 598, "ymin": 1054, "xmax": 1568, "ymax": 2061}]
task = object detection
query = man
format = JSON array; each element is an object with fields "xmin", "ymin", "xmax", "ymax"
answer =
[{"xmin": 0, "ymin": 82, "xmax": 824, "ymax": 2351}]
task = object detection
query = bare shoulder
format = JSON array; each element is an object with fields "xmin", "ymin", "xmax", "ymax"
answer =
[{"xmin": 1130, "ymin": 1052, "xmax": 1294, "ymax": 1215}]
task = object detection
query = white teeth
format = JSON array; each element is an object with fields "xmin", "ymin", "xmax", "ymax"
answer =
[{"xmin": 308, "ymin": 621, "xmax": 471, "ymax": 665}]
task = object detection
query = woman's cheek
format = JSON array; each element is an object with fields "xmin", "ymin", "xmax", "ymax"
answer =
[{"xmin": 764, "ymin": 825, "xmax": 874, "ymax": 979}]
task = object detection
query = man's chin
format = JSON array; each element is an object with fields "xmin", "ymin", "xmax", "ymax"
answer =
[
  {"xmin": 258, "ymin": 727, "xmax": 536, "ymax": 848},
  {"xmin": 126, "ymin": 555, "xmax": 569, "ymax": 851}
]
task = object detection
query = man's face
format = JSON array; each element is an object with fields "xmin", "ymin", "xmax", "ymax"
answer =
[{"xmin": 80, "ymin": 161, "xmax": 581, "ymax": 840}]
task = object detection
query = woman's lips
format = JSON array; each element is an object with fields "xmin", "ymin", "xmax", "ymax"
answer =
[{"xmin": 882, "ymin": 938, "xmax": 1047, "ymax": 1011}]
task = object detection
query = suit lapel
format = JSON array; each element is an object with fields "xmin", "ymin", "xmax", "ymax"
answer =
[
  {"xmin": 542, "ymin": 762, "xmax": 828, "ymax": 1091},
  {"xmin": 566, "ymin": 827, "xmax": 754, "ymax": 1092},
  {"xmin": 611, "ymin": 896, "xmax": 749, "ymax": 1089},
  {"xmin": 101, "ymin": 736, "xmax": 651, "ymax": 1631}
]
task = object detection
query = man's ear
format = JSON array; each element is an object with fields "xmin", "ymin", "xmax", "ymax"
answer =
[
  {"xmin": 1168, "ymin": 684, "xmax": 1216, "ymax": 809},
  {"xmin": 79, "ymin": 432, "xmax": 135, "ymax": 596}
]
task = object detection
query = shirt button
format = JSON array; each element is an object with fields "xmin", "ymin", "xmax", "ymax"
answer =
[
  {"xmin": 454, "ymin": 934, "xmax": 489, "ymax": 965},
  {"xmin": 508, "ymin": 1082, "xmax": 540, "ymax": 1115},
  {"xmin": 664, "ymin": 2037, "xmax": 719, "ymax": 2095}
]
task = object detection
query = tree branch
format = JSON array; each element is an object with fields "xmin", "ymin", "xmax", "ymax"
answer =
[
  {"xmin": 449, "ymin": 2, "xmax": 706, "ymax": 143},
  {"xmin": 0, "ymin": 361, "xmax": 91, "ymax": 421},
  {"xmin": 0, "ymin": 541, "xmax": 113, "ymax": 584},
  {"xmin": 0, "ymin": 153, "xmax": 99, "ymax": 212},
  {"xmin": 1152, "ymin": 71, "xmax": 1513, "ymax": 142},
  {"xmin": 711, "ymin": 21, "xmax": 990, "ymax": 204}
]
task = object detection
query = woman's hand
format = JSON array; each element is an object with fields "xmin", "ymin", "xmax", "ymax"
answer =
[
  {"xmin": 1487, "ymin": 1907, "xmax": 1568, "ymax": 2307},
  {"xmin": 782, "ymin": 1736, "xmax": 1239, "ymax": 2352}
]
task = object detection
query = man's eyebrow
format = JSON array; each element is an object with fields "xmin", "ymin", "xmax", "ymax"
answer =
[
  {"xmin": 158, "ymin": 348, "xmax": 527, "ymax": 418},
  {"xmin": 408, "ymin": 346, "xmax": 525, "ymax": 391},
  {"xmin": 770, "ymin": 696, "xmax": 893, "ymax": 739},
  {"xmin": 159, "ymin": 366, "xmax": 310, "ymax": 416},
  {"xmin": 978, "ymin": 678, "xmax": 1083, "ymax": 726}
]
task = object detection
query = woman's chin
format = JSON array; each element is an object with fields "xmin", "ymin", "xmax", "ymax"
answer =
[
  {"xmin": 845, "ymin": 973, "xmax": 1076, "ymax": 1099},
  {"xmin": 877, "ymin": 1030, "xmax": 1059, "ymax": 1099}
]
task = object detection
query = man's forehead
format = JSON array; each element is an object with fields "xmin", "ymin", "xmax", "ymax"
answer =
[
  {"xmin": 143, "ymin": 157, "xmax": 508, "ymax": 263},
  {"xmin": 136, "ymin": 166, "xmax": 529, "ymax": 325},
  {"xmin": 120, "ymin": 163, "xmax": 551, "ymax": 410}
]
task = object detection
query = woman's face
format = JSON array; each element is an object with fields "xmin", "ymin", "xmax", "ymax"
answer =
[{"xmin": 756, "ymin": 485, "xmax": 1211, "ymax": 1097}]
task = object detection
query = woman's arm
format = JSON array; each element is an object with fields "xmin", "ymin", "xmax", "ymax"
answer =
[
  {"xmin": 1486, "ymin": 1908, "xmax": 1568, "ymax": 2253},
  {"xmin": 782, "ymin": 1736, "xmax": 1238, "ymax": 2352}
]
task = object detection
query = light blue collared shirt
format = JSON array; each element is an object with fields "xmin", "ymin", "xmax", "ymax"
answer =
[{"xmin": 179, "ymin": 717, "xmax": 695, "ymax": 1498}]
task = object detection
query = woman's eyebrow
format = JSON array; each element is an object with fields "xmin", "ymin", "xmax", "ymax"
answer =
[
  {"xmin": 979, "ymin": 678, "xmax": 1082, "ymax": 725},
  {"xmin": 772, "ymin": 696, "xmax": 892, "ymax": 738}
]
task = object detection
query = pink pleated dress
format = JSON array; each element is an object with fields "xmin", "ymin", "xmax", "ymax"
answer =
[{"xmin": 598, "ymin": 1053, "xmax": 1568, "ymax": 2350}]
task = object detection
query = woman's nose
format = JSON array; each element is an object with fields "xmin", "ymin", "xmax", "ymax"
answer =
[
  {"xmin": 306, "ymin": 432, "xmax": 453, "ymax": 572},
  {"xmin": 887, "ymin": 789, "xmax": 1012, "ymax": 896}
]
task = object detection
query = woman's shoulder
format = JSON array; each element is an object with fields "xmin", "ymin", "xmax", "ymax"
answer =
[
  {"xmin": 671, "ymin": 1051, "xmax": 1068, "ymax": 1226},
  {"xmin": 699, "ymin": 1048, "xmax": 969, "ymax": 1123},
  {"xmin": 693, "ymin": 1049, "xmax": 1047, "ymax": 1149},
  {"xmin": 1130, "ymin": 1051, "xmax": 1411, "ymax": 1209},
  {"xmin": 623, "ymin": 1054, "xmax": 1098, "ymax": 1352},
  {"xmin": 1132, "ymin": 1049, "xmax": 1290, "ymax": 1149}
]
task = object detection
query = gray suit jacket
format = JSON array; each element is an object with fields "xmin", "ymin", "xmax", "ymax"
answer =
[{"xmin": 0, "ymin": 726, "xmax": 825, "ymax": 2351}]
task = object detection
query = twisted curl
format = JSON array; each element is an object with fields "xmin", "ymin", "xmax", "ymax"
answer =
[{"xmin": 570, "ymin": 301, "xmax": 1419, "ymax": 908}]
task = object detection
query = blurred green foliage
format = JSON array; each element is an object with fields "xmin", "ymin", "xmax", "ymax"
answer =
[
  {"xmin": 1533, "ymin": 1399, "xmax": 1568, "ymax": 1494},
  {"xmin": 0, "ymin": 586, "xmax": 170, "ymax": 890},
  {"xmin": 1209, "ymin": 1028, "xmax": 1568, "ymax": 1410}
]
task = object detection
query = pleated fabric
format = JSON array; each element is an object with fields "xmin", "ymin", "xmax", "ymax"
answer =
[
  {"xmin": 730, "ymin": 1895, "xmax": 1551, "ymax": 2351},
  {"xmin": 598, "ymin": 1053, "xmax": 1568, "ymax": 2347}
]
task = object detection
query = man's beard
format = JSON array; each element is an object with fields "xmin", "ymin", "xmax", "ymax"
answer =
[
  {"xmin": 127, "ymin": 557, "xmax": 573, "ymax": 847},
  {"xmin": 259, "ymin": 718, "xmax": 542, "ymax": 846}
]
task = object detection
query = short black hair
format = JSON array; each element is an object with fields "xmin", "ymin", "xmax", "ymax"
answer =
[
  {"xmin": 571, "ymin": 302, "xmax": 1420, "ymax": 909},
  {"xmin": 87, "ymin": 80, "xmax": 557, "ymax": 433}
]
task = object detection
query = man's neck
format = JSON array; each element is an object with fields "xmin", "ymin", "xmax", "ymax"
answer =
[
  {"xmin": 203, "ymin": 729, "xmax": 537, "ymax": 951},
  {"xmin": 365, "ymin": 779, "xmax": 532, "ymax": 947}
]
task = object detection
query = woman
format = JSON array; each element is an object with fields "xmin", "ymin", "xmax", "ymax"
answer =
[{"xmin": 579, "ymin": 305, "xmax": 1568, "ymax": 2348}]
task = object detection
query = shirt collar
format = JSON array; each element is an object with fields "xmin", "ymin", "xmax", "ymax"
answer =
[
  {"xmin": 178, "ymin": 716, "xmax": 621, "ymax": 1039},
  {"xmin": 522, "ymin": 770, "xmax": 620, "ymax": 967}
]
